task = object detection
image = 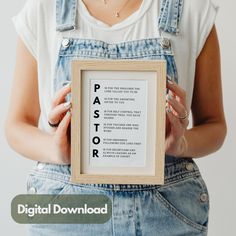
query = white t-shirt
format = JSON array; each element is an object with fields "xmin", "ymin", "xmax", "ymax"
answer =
[{"xmin": 12, "ymin": 0, "xmax": 219, "ymax": 132}]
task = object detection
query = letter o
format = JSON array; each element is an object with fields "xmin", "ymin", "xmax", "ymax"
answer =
[
  {"xmin": 87, "ymin": 208, "xmax": 94, "ymax": 214},
  {"xmin": 92, "ymin": 136, "xmax": 100, "ymax": 145},
  {"xmin": 61, "ymin": 208, "xmax": 67, "ymax": 214}
]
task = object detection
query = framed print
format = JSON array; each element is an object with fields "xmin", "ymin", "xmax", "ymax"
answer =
[{"xmin": 71, "ymin": 60, "xmax": 166, "ymax": 185}]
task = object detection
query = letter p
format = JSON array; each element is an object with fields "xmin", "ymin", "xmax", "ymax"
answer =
[{"xmin": 94, "ymin": 84, "xmax": 100, "ymax": 92}]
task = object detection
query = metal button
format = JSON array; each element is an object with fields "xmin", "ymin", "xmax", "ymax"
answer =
[
  {"xmin": 185, "ymin": 163, "xmax": 194, "ymax": 171},
  {"xmin": 62, "ymin": 38, "xmax": 70, "ymax": 48},
  {"xmin": 37, "ymin": 163, "xmax": 45, "ymax": 170},
  {"xmin": 200, "ymin": 193, "xmax": 208, "ymax": 202},
  {"xmin": 160, "ymin": 38, "xmax": 170, "ymax": 49},
  {"xmin": 28, "ymin": 187, "xmax": 37, "ymax": 194}
]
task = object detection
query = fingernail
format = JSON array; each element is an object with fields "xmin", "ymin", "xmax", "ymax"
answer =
[
  {"xmin": 64, "ymin": 101, "xmax": 71, "ymax": 108},
  {"xmin": 167, "ymin": 94, "xmax": 173, "ymax": 101},
  {"xmin": 166, "ymin": 107, "xmax": 172, "ymax": 113},
  {"xmin": 66, "ymin": 111, "xmax": 71, "ymax": 116},
  {"xmin": 64, "ymin": 81, "xmax": 71, "ymax": 87},
  {"xmin": 167, "ymin": 75, "xmax": 174, "ymax": 84}
]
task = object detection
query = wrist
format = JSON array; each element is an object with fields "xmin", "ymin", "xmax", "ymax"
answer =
[
  {"xmin": 47, "ymin": 133, "xmax": 60, "ymax": 163},
  {"xmin": 49, "ymin": 134, "xmax": 71, "ymax": 165},
  {"xmin": 176, "ymin": 135, "xmax": 188, "ymax": 157}
]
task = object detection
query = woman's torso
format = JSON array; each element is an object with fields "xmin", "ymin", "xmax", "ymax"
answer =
[
  {"xmin": 12, "ymin": 1, "xmax": 214, "ymax": 234},
  {"xmin": 32, "ymin": 0, "xmax": 217, "ymax": 138}
]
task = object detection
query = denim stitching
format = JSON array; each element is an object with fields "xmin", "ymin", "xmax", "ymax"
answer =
[
  {"xmin": 28, "ymin": 171, "xmax": 201, "ymax": 192},
  {"xmin": 29, "ymin": 160, "xmax": 200, "ymax": 191},
  {"xmin": 56, "ymin": 0, "xmax": 184, "ymax": 35},
  {"xmin": 57, "ymin": 38, "xmax": 174, "ymax": 57},
  {"xmin": 56, "ymin": 0, "xmax": 77, "ymax": 32},
  {"xmin": 158, "ymin": 0, "xmax": 184, "ymax": 35},
  {"xmin": 156, "ymin": 190, "xmax": 208, "ymax": 232}
]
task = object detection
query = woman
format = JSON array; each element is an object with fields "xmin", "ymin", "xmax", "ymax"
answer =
[{"xmin": 5, "ymin": 0, "xmax": 226, "ymax": 235}]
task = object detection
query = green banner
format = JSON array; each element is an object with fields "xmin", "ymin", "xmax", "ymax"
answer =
[{"xmin": 11, "ymin": 194, "xmax": 112, "ymax": 224}]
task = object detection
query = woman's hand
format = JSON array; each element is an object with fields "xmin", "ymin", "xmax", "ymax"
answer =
[
  {"xmin": 47, "ymin": 83, "xmax": 72, "ymax": 164},
  {"xmin": 165, "ymin": 78, "xmax": 189, "ymax": 157}
]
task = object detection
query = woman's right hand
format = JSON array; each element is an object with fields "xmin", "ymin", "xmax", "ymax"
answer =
[{"xmin": 47, "ymin": 83, "xmax": 72, "ymax": 164}]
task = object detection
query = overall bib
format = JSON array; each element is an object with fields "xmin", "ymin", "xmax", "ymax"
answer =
[{"xmin": 27, "ymin": 0, "xmax": 210, "ymax": 235}]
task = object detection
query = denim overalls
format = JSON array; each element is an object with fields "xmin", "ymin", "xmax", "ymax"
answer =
[{"xmin": 27, "ymin": 0, "xmax": 210, "ymax": 235}]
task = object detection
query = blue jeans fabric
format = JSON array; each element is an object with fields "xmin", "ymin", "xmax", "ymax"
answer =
[
  {"xmin": 53, "ymin": 38, "xmax": 179, "ymax": 94},
  {"xmin": 27, "ymin": 0, "xmax": 210, "ymax": 235},
  {"xmin": 27, "ymin": 158, "xmax": 209, "ymax": 236},
  {"xmin": 55, "ymin": 0, "xmax": 184, "ymax": 35}
]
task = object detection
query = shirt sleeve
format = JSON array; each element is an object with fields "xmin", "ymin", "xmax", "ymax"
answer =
[
  {"xmin": 12, "ymin": 0, "xmax": 38, "ymax": 59},
  {"xmin": 196, "ymin": 0, "xmax": 219, "ymax": 57}
]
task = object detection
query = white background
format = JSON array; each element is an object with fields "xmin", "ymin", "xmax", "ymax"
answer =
[{"xmin": 0, "ymin": 0, "xmax": 235, "ymax": 235}]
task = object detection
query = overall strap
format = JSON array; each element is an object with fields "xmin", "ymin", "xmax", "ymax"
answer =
[
  {"xmin": 56, "ymin": 0, "xmax": 77, "ymax": 32},
  {"xmin": 158, "ymin": 0, "xmax": 184, "ymax": 35},
  {"xmin": 55, "ymin": 0, "xmax": 183, "ymax": 34}
]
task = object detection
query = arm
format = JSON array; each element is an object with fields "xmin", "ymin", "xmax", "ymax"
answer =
[
  {"xmin": 4, "ymin": 37, "xmax": 71, "ymax": 164},
  {"xmin": 185, "ymin": 25, "xmax": 227, "ymax": 158},
  {"xmin": 166, "ymin": 25, "xmax": 227, "ymax": 158}
]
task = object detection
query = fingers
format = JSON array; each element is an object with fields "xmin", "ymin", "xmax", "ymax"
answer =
[
  {"xmin": 167, "ymin": 78, "xmax": 187, "ymax": 107},
  {"xmin": 55, "ymin": 111, "xmax": 72, "ymax": 142},
  {"xmin": 166, "ymin": 106, "xmax": 183, "ymax": 138},
  {"xmin": 166, "ymin": 93, "xmax": 185, "ymax": 115},
  {"xmin": 166, "ymin": 93, "xmax": 189, "ymax": 127},
  {"xmin": 48, "ymin": 82, "xmax": 72, "ymax": 127},
  {"xmin": 51, "ymin": 83, "xmax": 71, "ymax": 109},
  {"xmin": 48, "ymin": 101, "xmax": 72, "ymax": 125}
]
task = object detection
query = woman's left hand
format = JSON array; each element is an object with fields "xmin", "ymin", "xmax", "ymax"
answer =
[{"xmin": 165, "ymin": 78, "xmax": 189, "ymax": 157}]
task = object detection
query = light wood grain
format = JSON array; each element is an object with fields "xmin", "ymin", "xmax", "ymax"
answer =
[{"xmin": 71, "ymin": 60, "xmax": 166, "ymax": 185}]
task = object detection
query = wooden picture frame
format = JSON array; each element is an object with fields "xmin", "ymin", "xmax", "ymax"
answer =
[{"xmin": 71, "ymin": 60, "xmax": 166, "ymax": 185}]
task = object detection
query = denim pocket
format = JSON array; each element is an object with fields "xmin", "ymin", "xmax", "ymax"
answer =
[
  {"xmin": 155, "ymin": 175, "xmax": 209, "ymax": 233},
  {"xmin": 26, "ymin": 174, "xmax": 71, "ymax": 196}
]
